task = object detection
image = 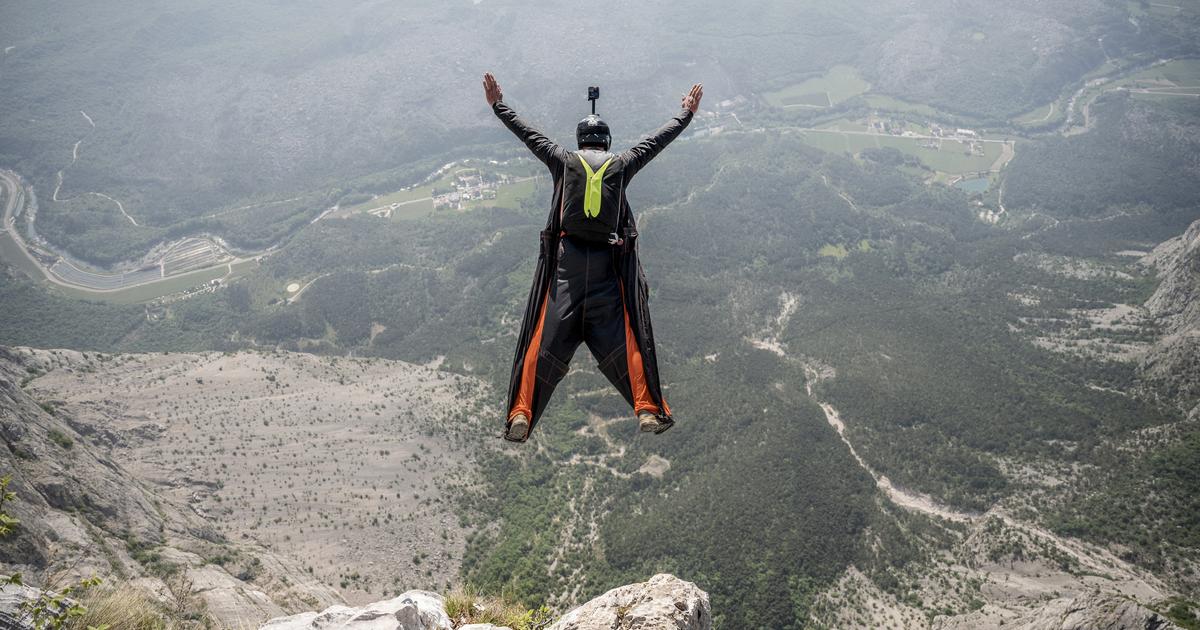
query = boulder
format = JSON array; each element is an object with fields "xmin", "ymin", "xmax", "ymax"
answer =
[
  {"xmin": 259, "ymin": 590, "xmax": 451, "ymax": 630},
  {"xmin": 548, "ymin": 574, "xmax": 710, "ymax": 630},
  {"xmin": 0, "ymin": 583, "xmax": 41, "ymax": 630}
]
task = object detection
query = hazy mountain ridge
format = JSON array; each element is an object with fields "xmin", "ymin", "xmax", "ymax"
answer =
[{"xmin": 3, "ymin": 0, "xmax": 1195, "ymax": 265}]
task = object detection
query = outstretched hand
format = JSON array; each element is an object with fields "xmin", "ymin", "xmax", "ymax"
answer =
[
  {"xmin": 682, "ymin": 83, "xmax": 703, "ymax": 113},
  {"xmin": 483, "ymin": 72, "xmax": 503, "ymax": 106}
]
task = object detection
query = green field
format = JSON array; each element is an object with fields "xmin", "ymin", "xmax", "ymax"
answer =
[
  {"xmin": 1013, "ymin": 102, "xmax": 1059, "ymax": 127},
  {"xmin": 387, "ymin": 198, "xmax": 436, "ymax": 220},
  {"xmin": 345, "ymin": 160, "xmax": 543, "ymax": 221},
  {"xmin": 51, "ymin": 259, "xmax": 258, "ymax": 304},
  {"xmin": 346, "ymin": 187, "xmax": 431, "ymax": 214},
  {"xmin": 482, "ymin": 178, "xmax": 539, "ymax": 209},
  {"xmin": 1125, "ymin": 59, "xmax": 1200, "ymax": 97},
  {"xmin": 764, "ymin": 65, "xmax": 871, "ymax": 108},
  {"xmin": 1065, "ymin": 60, "xmax": 1200, "ymax": 120},
  {"xmin": 798, "ymin": 122, "xmax": 1003, "ymax": 174},
  {"xmin": 861, "ymin": 94, "xmax": 944, "ymax": 118}
]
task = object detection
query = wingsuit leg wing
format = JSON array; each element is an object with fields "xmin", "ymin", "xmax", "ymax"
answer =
[{"xmin": 505, "ymin": 228, "xmax": 673, "ymax": 441}]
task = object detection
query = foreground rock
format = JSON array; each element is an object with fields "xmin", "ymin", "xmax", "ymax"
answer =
[
  {"xmin": 260, "ymin": 590, "xmax": 454, "ymax": 630},
  {"xmin": 548, "ymin": 574, "xmax": 709, "ymax": 630},
  {"xmin": 258, "ymin": 574, "xmax": 710, "ymax": 630}
]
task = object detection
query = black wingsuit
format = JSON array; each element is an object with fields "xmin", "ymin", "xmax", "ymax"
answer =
[{"xmin": 494, "ymin": 100, "xmax": 692, "ymax": 441}]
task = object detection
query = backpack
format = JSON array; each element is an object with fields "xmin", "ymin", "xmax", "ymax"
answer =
[{"xmin": 561, "ymin": 151, "xmax": 624, "ymax": 243}]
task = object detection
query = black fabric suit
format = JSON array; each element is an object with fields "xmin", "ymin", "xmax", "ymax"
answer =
[{"xmin": 494, "ymin": 100, "xmax": 692, "ymax": 440}]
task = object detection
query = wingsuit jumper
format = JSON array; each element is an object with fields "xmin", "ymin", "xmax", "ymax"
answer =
[{"xmin": 483, "ymin": 73, "xmax": 703, "ymax": 442}]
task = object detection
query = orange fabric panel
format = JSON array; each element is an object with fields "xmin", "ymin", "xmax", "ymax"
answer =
[
  {"xmin": 623, "ymin": 305, "xmax": 668, "ymax": 416},
  {"xmin": 509, "ymin": 290, "xmax": 551, "ymax": 422}
]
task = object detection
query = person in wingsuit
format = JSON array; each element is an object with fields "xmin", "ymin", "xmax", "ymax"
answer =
[{"xmin": 482, "ymin": 72, "xmax": 702, "ymax": 442}]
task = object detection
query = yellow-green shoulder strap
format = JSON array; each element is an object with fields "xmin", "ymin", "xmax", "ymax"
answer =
[{"xmin": 577, "ymin": 154, "xmax": 614, "ymax": 218}]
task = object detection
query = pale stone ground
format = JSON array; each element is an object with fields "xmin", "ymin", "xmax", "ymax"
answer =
[{"xmin": 28, "ymin": 349, "xmax": 490, "ymax": 606}]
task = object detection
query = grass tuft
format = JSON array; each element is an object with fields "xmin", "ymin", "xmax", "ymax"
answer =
[
  {"xmin": 443, "ymin": 585, "xmax": 553, "ymax": 630},
  {"xmin": 64, "ymin": 583, "xmax": 180, "ymax": 629}
]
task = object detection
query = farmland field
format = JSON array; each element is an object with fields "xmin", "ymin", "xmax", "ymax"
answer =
[
  {"xmin": 796, "ymin": 121, "xmax": 1004, "ymax": 174},
  {"xmin": 860, "ymin": 95, "xmax": 944, "ymax": 118},
  {"xmin": 1012, "ymin": 102, "xmax": 1059, "ymax": 127},
  {"xmin": 764, "ymin": 65, "xmax": 870, "ymax": 108}
]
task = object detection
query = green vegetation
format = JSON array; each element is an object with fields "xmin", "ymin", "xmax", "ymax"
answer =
[
  {"xmin": 1012, "ymin": 102, "xmax": 1058, "ymax": 127},
  {"xmin": 444, "ymin": 587, "xmax": 553, "ymax": 630},
  {"xmin": 46, "ymin": 429, "xmax": 73, "ymax": 450},
  {"xmin": 794, "ymin": 124, "xmax": 1003, "ymax": 175},
  {"xmin": 1049, "ymin": 426, "xmax": 1200, "ymax": 580},
  {"xmin": 1161, "ymin": 597, "xmax": 1200, "ymax": 630},
  {"xmin": 764, "ymin": 65, "xmax": 871, "ymax": 108},
  {"xmin": 860, "ymin": 95, "xmax": 944, "ymax": 118},
  {"xmin": 1006, "ymin": 94, "xmax": 1200, "ymax": 218}
]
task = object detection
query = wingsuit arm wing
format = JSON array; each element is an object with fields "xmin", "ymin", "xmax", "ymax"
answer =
[
  {"xmin": 492, "ymin": 101, "xmax": 570, "ymax": 167},
  {"xmin": 619, "ymin": 108, "xmax": 694, "ymax": 179}
]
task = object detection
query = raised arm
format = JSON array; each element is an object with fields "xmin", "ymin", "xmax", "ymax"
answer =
[
  {"xmin": 619, "ymin": 83, "xmax": 703, "ymax": 179},
  {"xmin": 484, "ymin": 72, "xmax": 569, "ymax": 167}
]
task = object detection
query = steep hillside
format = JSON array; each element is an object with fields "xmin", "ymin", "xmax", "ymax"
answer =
[
  {"xmin": 0, "ymin": 345, "xmax": 493, "ymax": 626},
  {"xmin": 1142, "ymin": 218, "xmax": 1200, "ymax": 411},
  {"xmin": 0, "ymin": 346, "xmax": 341, "ymax": 625}
]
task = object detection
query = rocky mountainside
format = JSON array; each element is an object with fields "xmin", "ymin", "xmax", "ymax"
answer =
[
  {"xmin": 0, "ymin": 346, "xmax": 342, "ymax": 626},
  {"xmin": 0, "ymin": 345, "xmax": 492, "ymax": 627},
  {"xmin": 1141, "ymin": 218, "xmax": 1200, "ymax": 412}
]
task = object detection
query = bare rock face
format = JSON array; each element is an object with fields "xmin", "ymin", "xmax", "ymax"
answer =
[
  {"xmin": 258, "ymin": 590, "xmax": 452, "ymax": 630},
  {"xmin": 0, "ymin": 583, "xmax": 41, "ymax": 630},
  {"xmin": 1143, "ymin": 218, "xmax": 1200, "ymax": 332},
  {"xmin": 548, "ymin": 574, "xmax": 711, "ymax": 630},
  {"xmin": 1007, "ymin": 592, "xmax": 1180, "ymax": 630},
  {"xmin": 0, "ymin": 347, "xmax": 342, "ymax": 629},
  {"xmin": 1140, "ymin": 219, "xmax": 1200, "ymax": 409}
]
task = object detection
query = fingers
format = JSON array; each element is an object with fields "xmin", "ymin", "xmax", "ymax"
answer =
[
  {"xmin": 483, "ymin": 73, "xmax": 501, "ymax": 104},
  {"xmin": 682, "ymin": 83, "xmax": 703, "ymax": 112}
]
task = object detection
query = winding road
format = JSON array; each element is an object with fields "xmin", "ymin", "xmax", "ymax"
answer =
[{"xmin": 1, "ymin": 170, "xmax": 249, "ymax": 298}]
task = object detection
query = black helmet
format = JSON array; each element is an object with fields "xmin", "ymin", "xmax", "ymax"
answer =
[{"xmin": 576, "ymin": 115, "xmax": 611, "ymax": 150}]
